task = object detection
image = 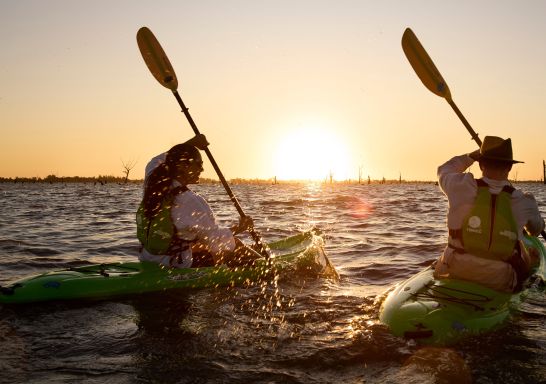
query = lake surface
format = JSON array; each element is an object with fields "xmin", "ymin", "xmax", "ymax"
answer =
[{"xmin": 0, "ymin": 181, "xmax": 545, "ymax": 383}]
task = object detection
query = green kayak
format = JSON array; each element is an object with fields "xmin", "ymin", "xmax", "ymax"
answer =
[
  {"xmin": 379, "ymin": 235, "xmax": 545, "ymax": 346},
  {"xmin": 0, "ymin": 231, "xmax": 337, "ymax": 304}
]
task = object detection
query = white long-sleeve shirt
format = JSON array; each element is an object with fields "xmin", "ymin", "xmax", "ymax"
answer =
[
  {"xmin": 139, "ymin": 152, "xmax": 235, "ymax": 268},
  {"xmin": 438, "ymin": 154, "xmax": 544, "ymax": 238}
]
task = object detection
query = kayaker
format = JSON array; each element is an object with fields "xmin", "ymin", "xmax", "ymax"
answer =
[
  {"xmin": 434, "ymin": 136, "xmax": 545, "ymax": 292},
  {"xmin": 136, "ymin": 134, "xmax": 260, "ymax": 268}
]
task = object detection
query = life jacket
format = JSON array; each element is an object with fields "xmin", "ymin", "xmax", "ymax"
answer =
[
  {"xmin": 450, "ymin": 179, "xmax": 518, "ymax": 261},
  {"xmin": 136, "ymin": 185, "xmax": 191, "ymax": 257}
]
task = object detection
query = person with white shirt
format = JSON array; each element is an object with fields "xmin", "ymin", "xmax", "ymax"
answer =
[
  {"xmin": 136, "ymin": 134, "xmax": 257, "ymax": 268},
  {"xmin": 434, "ymin": 136, "xmax": 545, "ymax": 292}
]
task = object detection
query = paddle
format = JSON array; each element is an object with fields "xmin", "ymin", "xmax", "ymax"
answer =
[
  {"xmin": 401, "ymin": 28, "xmax": 481, "ymax": 146},
  {"xmin": 402, "ymin": 27, "xmax": 546, "ymax": 242},
  {"xmin": 136, "ymin": 26, "xmax": 270, "ymax": 258}
]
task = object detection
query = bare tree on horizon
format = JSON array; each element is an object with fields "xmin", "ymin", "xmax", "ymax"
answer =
[
  {"xmin": 359, "ymin": 165, "xmax": 363, "ymax": 184},
  {"xmin": 122, "ymin": 159, "xmax": 137, "ymax": 183}
]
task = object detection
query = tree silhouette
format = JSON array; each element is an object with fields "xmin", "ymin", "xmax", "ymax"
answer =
[
  {"xmin": 358, "ymin": 165, "xmax": 363, "ymax": 184},
  {"xmin": 122, "ymin": 159, "xmax": 137, "ymax": 183}
]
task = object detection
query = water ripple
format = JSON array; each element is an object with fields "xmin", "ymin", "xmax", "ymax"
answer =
[{"xmin": 1, "ymin": 181, "xmax": 545, "ymax": 383}]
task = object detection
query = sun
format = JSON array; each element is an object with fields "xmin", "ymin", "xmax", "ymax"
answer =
[{"xmin": 273, "ymin": 126, "xmax": 353, "ymax": 181}]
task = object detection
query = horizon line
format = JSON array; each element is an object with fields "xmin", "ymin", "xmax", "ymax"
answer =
[{"xmin": 1, "ymin": 175, "xmax": 545, "ymax": 185}]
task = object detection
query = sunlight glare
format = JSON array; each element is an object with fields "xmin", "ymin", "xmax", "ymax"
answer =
[{"xmin": 273, "ymin": 126, "xmax": 353, "ymax": 181}]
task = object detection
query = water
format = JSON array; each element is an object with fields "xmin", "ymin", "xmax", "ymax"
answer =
[{"xmin": 0, "ymin": 181, "xmax": 545, "ymax": 383}]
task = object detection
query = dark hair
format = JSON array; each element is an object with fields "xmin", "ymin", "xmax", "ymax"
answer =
[
  {"xmin": 142, "ymin": 144, "xmax": 201, "ymax": 220},
  {"xmin": 478, "ymin": 158, "xmax": 513, "ymax": 172}
]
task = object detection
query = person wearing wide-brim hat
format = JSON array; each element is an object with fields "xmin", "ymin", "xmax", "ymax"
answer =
[{"xmin": 433, "ymin": 136, "xmax": 545, "ymax": 292}]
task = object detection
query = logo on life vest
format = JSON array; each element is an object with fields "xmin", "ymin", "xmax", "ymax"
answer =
[
  {"xmin": 499, "ymin": 230, "xmax": 517, "ymax": 241},
  {"xmin": 466, "ymin": 216, "xmax": 482, "ymax": 233}
]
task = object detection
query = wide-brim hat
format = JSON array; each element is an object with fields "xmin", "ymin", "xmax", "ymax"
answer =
[{"xmin": 478, "ymin": 136, "xmax": 523, "ymax": 164}]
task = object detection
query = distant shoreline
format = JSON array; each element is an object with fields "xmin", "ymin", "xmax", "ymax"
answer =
[{"xmin": 1, "ymin": 176, "xmax": 543, "ymax": 185}]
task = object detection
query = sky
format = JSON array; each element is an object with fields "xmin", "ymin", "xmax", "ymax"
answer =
[{"xmin": 1, "ymin": 0, "xmax": 545, "ymax": 181}]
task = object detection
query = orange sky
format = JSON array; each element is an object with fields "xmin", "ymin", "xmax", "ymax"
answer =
[{"xmin": 1, "ymin": 1, "xmax": 545, "ymax": 181}]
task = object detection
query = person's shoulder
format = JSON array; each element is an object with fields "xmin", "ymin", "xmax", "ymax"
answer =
[
  {"xmin": 441, "ymin": 171, "xmax": 477, "ymax": 190},
  {"xmin": 176, "ymin": 188, "xmax": 209, "ymax": 206},
  {"xmin": 510, "ymin": 187, "xmax": 531, "ymax": 200}
]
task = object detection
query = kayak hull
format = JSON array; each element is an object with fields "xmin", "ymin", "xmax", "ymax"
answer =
[
  {"xmin": 0, "ymin": 231, "xmax": 336, "ymax": 304},
  {"xmin": 379, "ymin": 235, "xmax": 546, "ymax": 345}
]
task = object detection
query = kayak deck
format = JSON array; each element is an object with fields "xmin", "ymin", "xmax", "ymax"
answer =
[
  {"xmin": 379, "ymin": 235, "xmax": 546, "ymax": 345},
  {"xmin": 0, "ymin": 231, "xmax": 337, "ymax": 304}
]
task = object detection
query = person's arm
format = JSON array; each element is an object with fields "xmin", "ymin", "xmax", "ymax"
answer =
[
  {"xmin": 520, "ymin": 192, "xmax": 545, "ymax": 236},
  {"xmin": 178, "ymin": 193, "xmax": 236, "ymax": 264},
  {"xmin": 437, "ymin": 153, "xmax": 477, "ymax": 194}
]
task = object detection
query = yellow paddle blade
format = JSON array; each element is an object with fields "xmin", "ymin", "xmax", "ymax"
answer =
[
  {"xmin": 137, "ymin": 27, "xmax": 178, "ymax": 91},
  {"xmin": 402, "ymin": 28, "xmax": 451, "ymax": 100}
]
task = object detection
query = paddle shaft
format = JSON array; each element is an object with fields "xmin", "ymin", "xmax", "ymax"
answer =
[
  {"xmin": 446, "ymin": 99, "xmax": 482, "ymax": 146},
  {"xmin": 170, "ymin": 90, "xmax": 270, "ymax": 256}
]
